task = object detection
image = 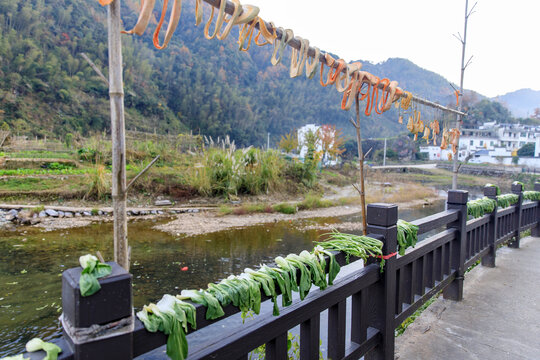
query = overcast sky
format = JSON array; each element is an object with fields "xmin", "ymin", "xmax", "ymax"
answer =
[{"xmin": 246, "ymin": 0, "xmax": 539, "ymax": 98}]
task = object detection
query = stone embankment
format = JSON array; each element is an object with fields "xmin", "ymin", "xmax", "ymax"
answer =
[{"xmin": 0, "ymin": 205, "xmax": 203, "ymax": 227}]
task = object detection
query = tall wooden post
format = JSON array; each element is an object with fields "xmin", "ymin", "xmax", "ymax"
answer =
[
  {"xmin": 108, "ymin": 0, "xmax": 129, "ymax": 270},
  {"xmin": 452, "ymin": 0, "xmax": 475, "ymax": 189},
  {"xmin": 352, "ymin": 94, "xmax": 367, "ymax": 235}
]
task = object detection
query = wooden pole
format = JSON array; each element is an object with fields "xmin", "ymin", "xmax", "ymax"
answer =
[
  {"xmin": 452, "ymin": 0, "xmax": 475, "ymax": 189},
  {"xmin": 107, "ymin": 0, "xmax": 129, "ymax": 270},
  {"xmin": 350, "ymin": 94, "xmax": 367, "ymax": 235}
]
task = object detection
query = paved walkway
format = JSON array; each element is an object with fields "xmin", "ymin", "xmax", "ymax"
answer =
[{"xmin": 395, "ymin": 236, "xmax": 540, "ymax": 360}]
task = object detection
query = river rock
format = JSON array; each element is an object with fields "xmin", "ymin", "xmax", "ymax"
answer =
[
  {"xmin": 57, "ymin": 211, "xmax": 65, "ymax": 218},
  {"xmin": 39, "ymin": 210, "xmax": 47, "ymax": 218},
  {"xmin": 98, "ymin": 210, "xmax": 103, "ymax": 216},
  {"xmin": 45, "ymin": 209, "xmax": 59, "ymax": 217},
  {"xmin": 17, "ymin": 210, "xmax": 33, "ymax": 224},
  {"xmin": 8, "ymin": 209, "xmax": 19, "ymax": 217},
  {"xmin": 74, "ymin": 212, "xmax": 82, "ymax": 217},
  {"xmin": 155, "ymin": 199, "xmax": 172, "ymax": 206},
  {"xmin": 5, "ymin": 214, "xmax": 15, "ymax": 222},
  {"xmin": 157, "ymin": 210, "xmax": 164, "ymax": 215},
  {"xmin": 150, "ymin": 210, "xmax": 157, "ymax": 215},
  {"xmin": 82, "ymin": 211, "xmax": 92, "ymax": 217},
  {"xmin": 64, "ymin": 212, "xmax": 73, "ymax": 218}
]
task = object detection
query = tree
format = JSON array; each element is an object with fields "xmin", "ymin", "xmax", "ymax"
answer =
[
  {"xmin": 319, "ymin": 124, "xmax": 346, "ymax": 164},
  {"xmin": 278, "ymin": 130, "xmax": 298, "ymax": 154},
  {"xmin": 517, "ymin": 143, "xmax": 535, "ymax": 157}
]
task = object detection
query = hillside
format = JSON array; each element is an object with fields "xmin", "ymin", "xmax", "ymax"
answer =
[
  {"xmin": 493, "ymin": 88, "xmax": 540, "ymax": 118},
  {"xmin": 0, "ymin": 0, "xmax": 483, "ymax": 146}
]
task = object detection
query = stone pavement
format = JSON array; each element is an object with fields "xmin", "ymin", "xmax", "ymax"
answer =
[{"xmin": 395, "ymin": 236, "xmax": 540, "ymax": 360}]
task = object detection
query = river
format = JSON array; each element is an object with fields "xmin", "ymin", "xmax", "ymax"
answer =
[{"xmin": 0, "ymin": 200, "xmax": 445, "ymax": 357}]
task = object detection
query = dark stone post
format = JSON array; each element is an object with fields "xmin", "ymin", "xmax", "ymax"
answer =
[
  {"xmin": 509, "ymin": 182, "xmax": 523, "ymax": 248},
  {"xmin": 443, "ymin": 190, "xmax": 468, "ymax": 301},
  {"xmin": 365, "ymin": 203, "xmax": 398, "ymax": 360},
  {"xmin": 481, "ymin": 186, "xmax": 498, "ymax": 267},
  {"xmin": 62, "ymin": 262, "xmax": 133, "ymax": 360},
  {"xmin": 532, "ymin": 183, "xmax": 540, "ymax": 237}
]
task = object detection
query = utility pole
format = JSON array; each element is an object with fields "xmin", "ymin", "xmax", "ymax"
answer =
[
  {"xmin": 383, "ymin": 138, "xmax": 387, "ymax": 166},
  {"xmin": 452, "ymin": 0, "xmax": 476, "ymax": 189},
  {"xmin": 108, "ymin": 0, "xmax": 129, "ymax": 270},
  {"xmin": 267, "ymin": 132, "xmax": 270, "ymax": 150}
]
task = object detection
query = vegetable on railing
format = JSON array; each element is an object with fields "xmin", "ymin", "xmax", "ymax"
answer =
[
  {"xmin": 467, "ymin": 197, "xmax": 497, "ymax": 219},
  {"xmin": 397, "ymin": 219, "xmax": 419, "ymax": 255},
  {"xmin": 315, "ymin": 230, "xmax": 384, "ymax": 269},
  {"xmin": 523, "ymin": 191, "xmax": 540, "ymax": 201},
  {"xmin": 137, "ymin": 230, "xmax": 381, "ymax": 360},
  {"xmin": 78, "ymin": 254, "xmax": 112, "ymax": 297},
  {"xmin": 485, "ymin": 183, "xmax": 501, "ymax": 195},
  {"xmin": 497, "ymin": 193, "xmax": 519, "ymax": 208}
]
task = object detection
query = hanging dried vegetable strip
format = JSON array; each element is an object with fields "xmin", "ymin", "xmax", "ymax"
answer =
[
  {"xmin": 216, "ymin": 0, "xmax": 243, "ymax": 40},
  {"xmin": 154, "ymin": 0, "xmax": 183, "ymax": 49},
  {"xmin": 204, "ymin": 0, "xmax": 227, "ymax": 40},
  {"xmin": 122, "ymin": 0, "xmax": 157, "ymax": 36},
  {"xmin": 254, "ymin": 19, "xmax": 277, "ymax": 46},
  {"xmin": 271, "ymin": 28, "xmax": 293, "ymax": 65},
  {"xmin": 290, "ymin": 37, "xmax": 309, "ymax": 78}
]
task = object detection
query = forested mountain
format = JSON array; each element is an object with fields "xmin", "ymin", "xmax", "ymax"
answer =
[{"xmin": 0, "ymin": 0, "xmax": 510, "ymax": 146}]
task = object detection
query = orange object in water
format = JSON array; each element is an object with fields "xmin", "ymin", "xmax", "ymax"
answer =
[
  {"xmin": 181, "ymin": 266, "xmax": 188, "ymax": 271},
  {"xmin": 98, "ymin": 0, "xmax": 114, "ymax": 5}
]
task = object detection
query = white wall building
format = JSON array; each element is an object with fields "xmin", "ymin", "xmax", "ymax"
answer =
[{"xmin": 420, "ymin": 122, "xmax": 540, "ymax": 168}]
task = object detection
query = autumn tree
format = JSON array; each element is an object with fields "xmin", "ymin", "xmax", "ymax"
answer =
[
  {"xmin": 278, "ymin": 130, "xmax": 298, "ymax": 154},
  {"xmin": 319, "ymin": 124, "xmax": 346, "ymax": 164}
]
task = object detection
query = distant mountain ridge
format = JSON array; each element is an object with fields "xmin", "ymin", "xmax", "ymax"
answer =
[{"xmin": 493, "ymin": 89, "xmax": 540, "ymax": 118}]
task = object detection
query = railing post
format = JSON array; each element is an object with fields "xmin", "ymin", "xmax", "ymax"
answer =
[
  {"xmin": 509, "ymin": 182, "xmax": 523, "ymax": 248},
  {"xmin": 364, "ymin": 203, "xmax": 398, "ymax": 360},
  {"xmin": 61, "ymin": 262, "xmax": 133, "ymax": 360},
  {"xmin": 481, "ymin": 185, "xmax": 498, "ymax": 267},
  {"xmin": 443, "ymin": 190, "xmax": 468, "ymax": 301},
  {"xmin": 533, "ymin": 183, "xmax": 540, "ymax": 237}
]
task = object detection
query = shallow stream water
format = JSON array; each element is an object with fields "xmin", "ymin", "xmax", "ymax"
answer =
[{"xmin": 0, "ymin": 200, "xmax": 444, "ymax": 356}]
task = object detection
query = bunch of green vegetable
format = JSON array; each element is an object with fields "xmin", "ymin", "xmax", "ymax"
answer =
[
  {"xmin": 315, "ymin": 230, "xmax": 384, "ymax": 269},
  {"xmin": 485, "ymin": 183, "xmax": 501, "ymax": 195},
  {"xmin": 497, "ymin": 194, "xmax": 519, "ymax": 208},
  {"xmin": 397, "ymin": 219, "xmax": 419, "ymax": 255},
  {"xmin": 137, "ymin": 241, "xmax": 345, "ymax": 360},
  {"xmin": 78, "ymin": 254, "xmax": 112, "ymax": 297},
  {"xmin": 137, "ymin": 295, "xmax": 196, "ymax": 360},
  {"xmin": 467, "ymin": 197, "xmax": 497, "ymax": 218},
  {"xmin": 523, "ymin": 191, "xmax": 540, "ymax": 201}
]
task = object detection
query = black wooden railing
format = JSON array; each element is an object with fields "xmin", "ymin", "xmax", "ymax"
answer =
[{"xmin": 24, "ymin": 183, "xmax": 540, "ymax": 360}]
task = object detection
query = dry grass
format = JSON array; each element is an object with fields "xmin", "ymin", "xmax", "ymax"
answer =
[{"xmin": 363, "ymin": 182, "xmax": 437, "ymax": 204}]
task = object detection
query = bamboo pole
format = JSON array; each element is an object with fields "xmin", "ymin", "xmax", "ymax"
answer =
[
  {"xmin": 107, "ymin": 0, "xmax": 129, "ymax": 271},
  {"xmin": 201, "ymin": 0, "xmax": 467, "ymax": 117},
  {"xmin": 351, "ymin": 94, "xmax": 367, "ymax": 235}
]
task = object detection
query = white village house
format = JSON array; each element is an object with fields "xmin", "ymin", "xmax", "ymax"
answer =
[{"xmin": 420, "ymin": 122, "xmax": 540, "ymax": 169}]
